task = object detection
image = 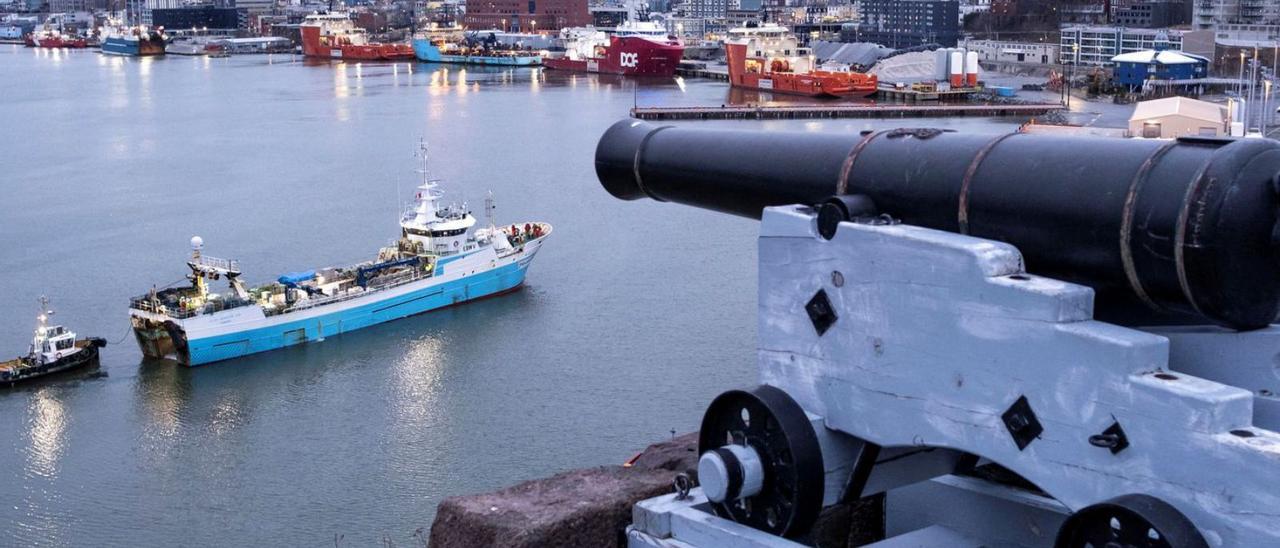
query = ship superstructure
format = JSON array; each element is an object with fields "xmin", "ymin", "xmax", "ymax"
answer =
[{"xmin": 128, "ymin": 145, "xmax": 551, "ymax": 366}]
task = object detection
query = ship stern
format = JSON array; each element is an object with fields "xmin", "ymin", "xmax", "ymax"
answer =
[{"xmin": 129, "ymin": 311, "xmax": 191, "ymax": 365}]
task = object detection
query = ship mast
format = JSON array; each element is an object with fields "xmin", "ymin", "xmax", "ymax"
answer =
[
  {"xmin": 30, "ymin": 296, "xmax": 51, "ymax": 359},
  {"xmin": 485, "ymin": 190, "xmax": 497, "ymax": 230}
]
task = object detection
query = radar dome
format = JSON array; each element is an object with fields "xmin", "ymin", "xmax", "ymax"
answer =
[{"xmin": 190, "ymin": 236, "xmax": 204, "ymax": 250}]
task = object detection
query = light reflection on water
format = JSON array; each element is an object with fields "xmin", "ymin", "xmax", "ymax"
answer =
[{"xmin": 25, "ymin": 388, "xmax": 67, "ymax": 479}]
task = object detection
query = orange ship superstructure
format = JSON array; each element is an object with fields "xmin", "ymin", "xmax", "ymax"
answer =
[
  {"xmin": 724, "ymin": 24, "xmax": 876, "ymax": 98},
  {"xmin": 300, "ymin": 11, "xmax": 413, "ymax": 61}
]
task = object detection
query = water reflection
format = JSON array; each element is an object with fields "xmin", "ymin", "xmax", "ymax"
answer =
[{"xmin": 25, "ymin": 388, "xmax": 68, "ymax": 479}]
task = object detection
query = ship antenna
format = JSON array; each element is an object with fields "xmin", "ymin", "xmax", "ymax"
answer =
[
  {"xmin": 37, "ymin": 295, "xmax": 50, "ymax": 326},
  {"xmin": 485, "ymin": 190, "xmax": 497, "ymax": 229}
]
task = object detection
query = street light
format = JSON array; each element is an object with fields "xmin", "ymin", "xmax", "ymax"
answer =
[{"xmin": 1264, "ymin": 79, "xmax": 1272, "ymax": 137}]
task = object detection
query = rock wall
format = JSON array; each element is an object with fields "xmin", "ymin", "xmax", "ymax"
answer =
[{"xmin": 428, "ymin": 433, "xmax": 698, "ymax": 548}]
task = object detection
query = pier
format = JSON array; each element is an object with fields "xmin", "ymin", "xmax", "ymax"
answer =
[{"xmin": 631, "ymin": 102, "xmax": 1067, "ymax": 121}]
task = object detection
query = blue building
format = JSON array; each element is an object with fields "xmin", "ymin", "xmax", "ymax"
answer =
[{"xmin": 1110, "ymin": 49, "xmax": 1209, "ymax": 91}]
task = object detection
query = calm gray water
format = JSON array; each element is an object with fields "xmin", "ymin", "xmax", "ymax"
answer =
[{"xmin": 0, "ymin": 45, "xmax": 1021, "ymax": 546}]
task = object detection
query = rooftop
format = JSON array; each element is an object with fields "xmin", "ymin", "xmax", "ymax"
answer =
[
  {"xmin": 1111, "ymin": 49, "xmax": 1208, "ymax": 65},
  {"xmin": 1130, "ymin": 96, "xmax": 1226, "ymax": 124}
]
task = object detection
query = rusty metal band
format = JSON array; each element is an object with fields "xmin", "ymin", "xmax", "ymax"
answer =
[
  {"xmin": 1118, "ymin": 140, "xmax": 1179, "ymax": 311},
  {"xmin": 1173, "ymin": 156, "xmax": 1215, "ymax": 319},
  {"xmin": 836, "ymin": 130, "xmax": 885, "ymax": 196},
  {"xmin": 957, "ymin": 132, "xmax": 1019, "ymax": 235},
  {"xmin": 633, "ymin": 125, "xmax": 673, "ymax": 202}
]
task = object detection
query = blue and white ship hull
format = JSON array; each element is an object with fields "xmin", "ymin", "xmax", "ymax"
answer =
[
  {"xmin": 101, "ymin": 30, "xmax": 165, "ymax": 56},
  {"xmin": 130, "ymin": 226, "xmax": 549, "ymax": 366},
  {"xmin": 412, "ymin": 39, "xmax": 541, "ymax": 66}
]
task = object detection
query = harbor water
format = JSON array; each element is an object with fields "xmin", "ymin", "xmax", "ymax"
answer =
[{"xmin": 0, "ymin": 46, "xmax": 1022, "ymax": 545}]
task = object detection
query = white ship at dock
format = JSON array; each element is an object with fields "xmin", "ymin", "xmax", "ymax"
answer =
[{"xmin": 128, "ymin": 149, "xmax": 551, "ymax": 366}]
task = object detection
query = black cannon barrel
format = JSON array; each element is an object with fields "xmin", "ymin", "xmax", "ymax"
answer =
[{"xmin": 596, "ymin": 120, "xmax": 1280, "ymax": 330}]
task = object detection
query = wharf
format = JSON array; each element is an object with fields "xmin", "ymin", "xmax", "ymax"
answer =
[
  {"xmin": 631, "ymin": 102, "xmax": 1066, "ymax": 121},
  {"xmin": 675, "ymin": 62, "xmax": 728, "ymax": 81}
]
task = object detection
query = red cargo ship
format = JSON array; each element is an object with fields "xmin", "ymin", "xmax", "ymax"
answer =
[
  {"xmin": 300, "ymin": 11, "xmax": 414, "ymax": 61},
  {"xmin": 726, "ymin": 42, "xmax": 877, "ymax": 98},
  {"xmin": 542, "ymin": 22, "xmax": 683, "ymax": 77}
]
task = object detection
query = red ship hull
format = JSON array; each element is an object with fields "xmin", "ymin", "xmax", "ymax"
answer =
[
  {"xmin": 300, "ymin": 26, "xmax": 414, "ymax": 61},
  {"xmin": 36, "ymin": 36, "xmax": 89, "ymax": 48},
  {"xmin": 725, "ymin": 43, "xmax": 877, "ymax": 98},
  {"xmin": 543, "ymin": 36, "xmax": 683, "ymax": 77}
]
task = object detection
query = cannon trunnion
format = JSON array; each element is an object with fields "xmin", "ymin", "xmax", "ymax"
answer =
[{"xmin": 598, "ymin": 121, "xmax": 1280, "ymax": 547}]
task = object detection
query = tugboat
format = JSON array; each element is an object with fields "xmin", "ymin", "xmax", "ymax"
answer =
[
  {"xmin": 1, "ymin": 297, "xmax": 106, "ymax": 386},
  {"xmin": 128, "ymin": 143, "xmax": 552, "ymax": 366}
]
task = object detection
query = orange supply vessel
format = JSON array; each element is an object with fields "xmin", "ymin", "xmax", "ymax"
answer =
[
  {"xmin": 722, "ymin": 24, "xmax": 876, "ymax": 98},
  {"xmin": 300, "ymin": 11, "xmax": 413, "ymax": 61}
]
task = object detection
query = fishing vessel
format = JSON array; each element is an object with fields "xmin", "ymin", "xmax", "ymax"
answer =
[
  {"xmin": 1, "ymin": 297, "xmax": 106, "ymax": 386},
  {"xmin": 101, "ymin": 25, "xmax": 166, "ymax": 56},
  {"xmin": 542, "ymin": 21, "xmax": 683, "ymax": 76},
  {"xmin": 128, "ymin": 145, "xmax": 552, "ymax": 366},
  {"xmin": 300, "ymin": 11, "xmax": 413, "ymax": 61},
  {"xmin": 725, "ymin": 24, "xmax": 877, "ymax": 98},
  {"xmin": 412, "ymin": 32, "xmax": 542, "ymax": 66}
]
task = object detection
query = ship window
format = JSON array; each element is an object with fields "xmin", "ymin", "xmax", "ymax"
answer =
[{"xmin": 56, "ymin": 339, "xmax": 73, "ymax": 350}]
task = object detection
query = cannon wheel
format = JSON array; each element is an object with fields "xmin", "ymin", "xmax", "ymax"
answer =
[
  {"xmin": 698, "ymin": 385, "xmax": 824, "ymax": 539},
  {"xmin": 1054, "ymin": 494, "xmax": 1208, "ymax": 548}
]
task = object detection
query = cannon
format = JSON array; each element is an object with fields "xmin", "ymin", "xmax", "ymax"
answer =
[
  {"xmin": 597, "ymin": 120, "xmax": 1280, "ymax": 330},
  {"xmin": 600, "ymin": 120, "xmax": 1280, "ymax": 547}
]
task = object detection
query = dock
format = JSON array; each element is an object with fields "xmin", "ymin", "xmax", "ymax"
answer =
[{"xmin": 631, "ymin": 102, "xmax": 1067, "ymax": 121}]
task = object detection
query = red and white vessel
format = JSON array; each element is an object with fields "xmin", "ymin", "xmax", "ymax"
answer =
[
  {"xmin": 725, "ymin": 24, "xmax": 877, "ymax": 98},
  {"xmin": 542, "ymin": 21, "xmax": 683, "ymax": 77},
  {"xmin": 300, "ymin": 11, "xmax": 413, "ymax": 61},
  {"xmin": 29, "ymin": 25, "xmax": 88, "ymax": 48}
]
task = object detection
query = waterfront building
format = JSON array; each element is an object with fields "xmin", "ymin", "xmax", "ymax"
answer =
[
  {"xmin": 724, "ymin": 8, "xmax": 761, "ymax": 29},
  {"xmin": 1110, "ymin": 0, "xmax": 1190, "ymax": 28},
  {"xmin": 959, "ymin": 0, "xmax": 989, "ymax": 24},
  {"xmin": 1194, "ymin": 0, "xmax": 1280, "ymax": 42},
  {"xmin": 1060, "ymin": 25, "xmax": 1199, "ymax": 66},
  {"xmin": 966, "ymin": 39, "xmax": 1058, "ymax": 64},
  {"xmin": 1128, "ymin": 96, "xmax": 1227, "ymax": 137},
  {"xmin": 1110, "ymin": 49, "xmax": 1209, "ymax": 89},
  {"xmin": 854, "ymin": 0, "xmax": 959, "ymax": 48},
  {"xmin": 152, "ymin": 6, "xmax": 246, "ymax": 31},
  {"xmin": 1058, "ymin": 0, "xmax": 1108, "ymax": 24},
  {"xmin": 462, "ymin": 0, "xmax": 591, "ymax": 31},
  {"xmin": 590, "ymin": 6, "xmax": 628, "ymax": 27},
  {"xmin": 682, "ymin": 0, "xmax": 730, "ymax": 20}
]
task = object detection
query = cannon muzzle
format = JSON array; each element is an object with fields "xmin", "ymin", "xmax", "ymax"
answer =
[{"xmin": 595, "ymin": 120, "xmax": 1280, "ymax": 330}]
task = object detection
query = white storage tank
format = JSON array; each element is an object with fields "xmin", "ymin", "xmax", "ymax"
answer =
[
  {"xmin": 966, "ymin": 51, "xmax": 979, "ymax": 86},
  {"xmin": 949, "ymin": 51, "xmax": 963, "ymax": 87}
]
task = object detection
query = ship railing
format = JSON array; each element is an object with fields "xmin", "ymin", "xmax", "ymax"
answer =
[
  {"xmin": 128, "ymin": 294, "xmax": 254, "ymax": 319},
  {"xmin": 282, "ymin": 268, "xmax": 433, "ymax": 313},
  {"xmin": 194, "ymin": 255, "xmax": 240, "ymax": 273}
]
